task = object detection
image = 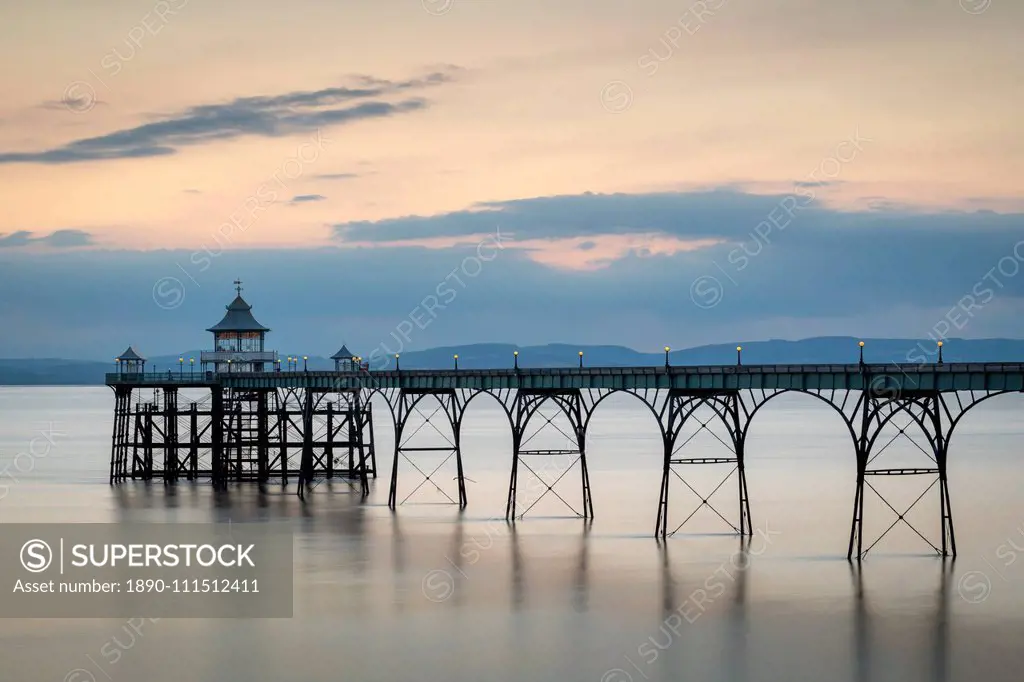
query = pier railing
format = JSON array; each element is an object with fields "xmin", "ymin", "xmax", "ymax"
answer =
[{"xmin": 104, "ymin": 362, "xmax": 1024, "ymax": 392}]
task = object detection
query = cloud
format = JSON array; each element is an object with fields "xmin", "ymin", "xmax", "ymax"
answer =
[
  {"xmin": 2, "ymin": 190, "xmax": 1023, "ymax": 358},
  {"xmin": 329, "ymin": 187, "xmax": 1024, "ymax": 248},
  {"xmin": 332, "ymin": 190, "xmax": 826, "ymax": 245},
  {"xmin": 1, "ymin": 70, "xmax": 457, "ymax": 165},
  {"xmin": 329, "ymin": 188, "xmax": 1024, "ymax": 269},
  {"xmin": 38, "ymin": 99, "xmax": 107, "ymax": 112},
  {"xmin": 0, "ymin": 229, "xmax": 94, "ymax": 249},
  {"xmin": 289, "ymin": 194, "xmax": 327, "ymax": 204},
  {"xmin": 314, "ymin": 172, "xmax": 362, "ymax": 180}
]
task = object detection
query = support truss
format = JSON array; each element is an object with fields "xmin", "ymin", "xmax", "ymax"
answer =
[
  {"xmin": 849, "ymin": 390, "xmax": 957, "ymax": 560},
  {"xmin": 506, "ymin": 389, "xmax": 606, "ymax": 521},
  {"xmin": 655, "ymin": 389, "xmax": 753, "ymax": 538},
  {"xmin": 387, "ymin": 389, "xmax": 469, "ymax": 508},
  {"xmin": 654, "ymin": 386, "xmax": 864, "ymax": 540}
]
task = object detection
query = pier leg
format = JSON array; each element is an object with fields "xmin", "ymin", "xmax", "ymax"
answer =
[
  {"xmin": 730, "ymin": 395, "xmax": 752, "ymax": 537},
  {"xmin": 506, "ymin": 429, "xmax": 522, "ymax": 520},
  {"xmin": 130, "ymin": 406, "xmax": 142, "ymax": 479},
  {"xmin": 326, "ymin": 401, "xmax": 335, "ymax": 480},
  {"xmin": 933, "ymin": 395, "xmax": 956, "ymax": 558},
  {"xmin": 189, "ymin": 402, "xmax": 199, "ymax": 481},
  {"xmin": 142, "ymin": 404, "xmax": 154, "ymax": 481},
  {"xmin": 364, "ymin": 399, "xmax": 378, "ymax": 478},
  {"xmin": 575, "ymin": 402, "xmax": 593, "ymax": 519},
  {"xmin": 655, "ymin": 435, "xmax": 671, "ymax": 538},
  {"xmin": 163, "ymin": 388, "xmax": 178, "ymax": 483},
  {"xmin": 736, "ymin": 443, "xmax": 752, "ymax": 537},
  {"xmin": 354, "ymin": 399, "xmax": 369, "ymax": 497},
  {"xmin": 120, "ymin": 393, "xmax": 131, "ymax": 482},
  {"xmin": 278, "ymin": 398, "xmax": 288, "ymax": 487},
  {"xmin": 298, "ymin": 390, "xmax": 315, "ymax": 498},
  {"xmin": 109, "ymin": 388, "xmax": 128, "ymax": 484},
  {"xmin": 258, "ymin": 391, "xmax": 269, "ymax": 484},
  {"xmin": 211, "ymin": 387, "xmax": 225, "ymax": 490},
  {"xmin": 454, "ymin": 423, "xmax": 467, "ymax": 508},
  {"xmin": 847, "ymin": 452, "xmax": 866, "ymax": 561},
  {"xmin": 387, "ymin": 409, "xmax": 402, "ymax": 509}
]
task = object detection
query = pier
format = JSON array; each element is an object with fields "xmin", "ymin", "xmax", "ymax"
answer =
[{"xmin": 106, "ymin": 286, "xmax": 1024, "ymax": 559}]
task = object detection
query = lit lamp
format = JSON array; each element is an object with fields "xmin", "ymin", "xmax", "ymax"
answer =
[
  {"xmin": 513, "ymin": 350, "xmax": 519, "ymax": 370},
  {"xmin": 275, "ymin": 358, "xmax": 281, "ymax": 373},
  {"xmin": 227, "ymin": 359, "xmax": 233, "ymax": 373},
  {"xmin": 858, "ymin": 340, "xmax": 865, "ymax": 366},
  {"xmin": 178, "ymin": 357, "xmax": 183, "ymax": 378},
  {"xmin": 736, "ymin": 346, "xmax": 742, "ymax": 366},
  {"xmin": 664, "ymin": 346, "xmax": 671, "ymax": 368},
  {"xmin": 303, "ymin": 355, "xmax": 308, "ymax": 372},
  {"xmin": 115, "ymin": 358, "xmax": 120, "ymax": 373},
  {"xmin": 395, "ymin": 353, "xmax": 400, "ymax": 371},
  {"xmin": 937, "ymin": 341, "xmax": 944, "ymax": 365},
  {"xmin": 454, "ymin": 354, "xmax": 459, "ymax": 371},
  {"xmin": 190, "ymin": 357, "xmax": 194, "ymax": 377},
  {"xmin": 578, "ymin": 350, "xmax": 584, "ymax": 368}
]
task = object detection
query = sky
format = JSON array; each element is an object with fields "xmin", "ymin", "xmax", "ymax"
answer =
[{"xmin": 0, "ymin": 0, "xmax": 1022, "ymax": 359}]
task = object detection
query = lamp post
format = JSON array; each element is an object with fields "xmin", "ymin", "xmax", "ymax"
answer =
[
  {"xmin": 395, "ymin": 354, "xmax": 400, "ymax": 371},
  {"xmin": 937, "ymin": 341, "xmax": 944, "ymax": 365},
  {"xmin": 513, "ymin": 350, "xmax": 519, "ymax": 370},
  {"xmin": 227, "ymin": 359, "xmax": 232, "ymax": 374},
  {"xmin": 664, "ymin": 346, "xmax": 671, "ymax": 368},
  {"xmin": 275, "ymin": 358, "xmax": 281, "ymax": 373},
  {"xmin": 115, "ymin": 358, "xmax": 120, "ymax": 377},
  {"xmin": 578, "ymin": 350, "xmax": 584, "ymax": 368},
  {"xmin": 454, "ymin": 354, "xmax": 459, "ymax": 371},
  {"xmin": 303, "ymin": 355, "xmax": 308, "ymax": 372},
  {"xmin": 178, "ymin": 357, "xmax": 183, "ymax": 378},
  {"xmin": 858, "ymin": 340, "xmax": 865, "ymax": 367},
  {"xmin": 737, "ymin": 346, "xmax": 742, "ymax": 366},
  {"xmin": 190, "ymin": 357, "xmax": 194, "ymax": 378}
]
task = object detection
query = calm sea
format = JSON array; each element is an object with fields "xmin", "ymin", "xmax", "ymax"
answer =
[{"xmin": 1, "ymin": 386, "xmax": 1023, "ymax": 681}]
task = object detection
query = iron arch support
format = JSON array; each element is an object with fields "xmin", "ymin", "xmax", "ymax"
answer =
[
  {"xmin": 506, "ymin": 390, "xmax": 594, "ymax": 522},
  {"xmin": 388, "ymin": 389, "xmax": 466, "ymax": 510}
]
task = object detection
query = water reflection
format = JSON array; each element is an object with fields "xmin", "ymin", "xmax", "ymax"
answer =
[
  {"xmin": 571, "ymin": 520, "xmax": 592, "ymax": 613},
  {"xmin": 447, "ymin": 510, "xmax": 466, "ymax": 609},
  {"xmin": 850, "ymin": 562, "xmax": 951, "ymax": 682},
  {"xmin": 510, "ymin": 522, "xmax": 525, "ymax": 610},
  {"xmin": 391, "ymin": 510, "xmax": 406, "ymax": 613},
  {"xmin": 650, "ymin": 537, "xmax": 751, "ymax": 679}
]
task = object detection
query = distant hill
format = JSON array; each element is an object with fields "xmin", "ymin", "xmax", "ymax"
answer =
[{"xmin": 1, "ymin": 337, "xmax": 1022, "ymax": 385}]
